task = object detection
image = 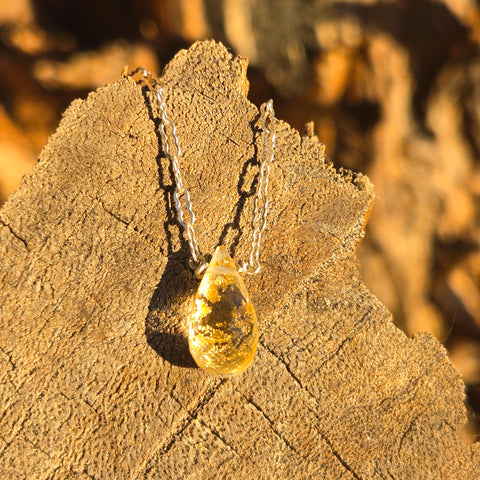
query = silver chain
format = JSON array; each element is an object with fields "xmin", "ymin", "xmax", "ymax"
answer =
[
  {"xmin": 240, "ymin": 100, "xmax": 276, "ymax": 274},
  {"xmin": 155, "ymin": 86, "xmax": 203, "ymax": 269},
  {"xmin": 129, "ymin": 68, "xmax": 276, "ymax": 276}
]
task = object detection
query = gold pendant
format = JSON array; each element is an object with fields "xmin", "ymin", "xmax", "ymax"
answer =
[{"xmin": 188, "ymin": 246, "xmax": 259, "ymax": 375}]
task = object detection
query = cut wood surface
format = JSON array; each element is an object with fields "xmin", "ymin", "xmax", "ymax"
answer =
[{"xmin": 0, "ymin": 40, "xmax": 478, "ymax": 479}]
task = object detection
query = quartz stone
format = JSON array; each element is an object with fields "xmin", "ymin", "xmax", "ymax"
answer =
[{"xmin": 188, "ymin": 246, "xmax": 259, "ymax": 375}]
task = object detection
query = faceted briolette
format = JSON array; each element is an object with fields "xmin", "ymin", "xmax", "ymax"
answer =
[{"xmin": 188, "ymin": 246, "xmax": 259, "ymax": 375}]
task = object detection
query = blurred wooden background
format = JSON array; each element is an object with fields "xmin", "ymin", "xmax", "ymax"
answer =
[{"xmin": 1, "ymin": 0, "xmax": 479, "ymax": 440}]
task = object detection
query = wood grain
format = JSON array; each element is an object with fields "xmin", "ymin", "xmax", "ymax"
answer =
[{"xmin": 0, "ymin": 40, "xmax": 478, "ymax": 479}]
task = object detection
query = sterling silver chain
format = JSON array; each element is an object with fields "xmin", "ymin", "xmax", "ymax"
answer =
[{"xmin": 130, "ymin": 67, "xmax": 276, "ymax": 276}]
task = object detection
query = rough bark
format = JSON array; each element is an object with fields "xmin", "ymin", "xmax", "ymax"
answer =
[{"xmin": 0, "ymin": 40, "xmax": 478, "ymax": 479}]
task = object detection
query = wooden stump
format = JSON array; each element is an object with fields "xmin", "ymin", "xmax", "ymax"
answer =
[{"xmin": 0, "ymin": 40, "xmax": 478, "ymax": 479}]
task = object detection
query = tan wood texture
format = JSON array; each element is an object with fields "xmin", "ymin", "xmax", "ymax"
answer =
[{"xmin": 0, "ymin": 40, "xmax": 478, "ymax": 479}]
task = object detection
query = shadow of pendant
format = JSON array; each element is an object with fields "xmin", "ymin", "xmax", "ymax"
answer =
[{"xmin": 145, "ymin": 248, "xmax": 198, "ymax": 369}]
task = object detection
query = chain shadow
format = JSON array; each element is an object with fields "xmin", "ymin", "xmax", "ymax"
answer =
[
  {"xmin": 141, "ymin": 85, "xmax": 197, "ymax": 368},
  {"xmin": 145, "ymin": 246, "xmax": 198, "ymax": 368},
  {"xmin": 218, "ymin": 117, "xmax": 262, "ymax": 259}
]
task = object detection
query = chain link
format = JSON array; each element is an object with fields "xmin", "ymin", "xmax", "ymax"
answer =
[
  {"xmin": 128, "ymin": 67, "xmax": 276, "ymax": 275},
  {"xmin": 155, "ymin": 86, "xmax": 203, "ymax": 268},
  {"xmin": 239, "ymin": 100, "xmax": 276, "ymax": 274}
]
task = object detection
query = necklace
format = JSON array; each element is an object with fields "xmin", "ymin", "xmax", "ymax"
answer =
[{"xmin": 130, "ymin": 68, "xmax": 276, "ymax": 375}]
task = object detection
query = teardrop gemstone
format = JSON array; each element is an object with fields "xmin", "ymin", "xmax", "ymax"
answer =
[{"xmin": 188, "ymin": 246, "xmax": 259, "ymax": 375}]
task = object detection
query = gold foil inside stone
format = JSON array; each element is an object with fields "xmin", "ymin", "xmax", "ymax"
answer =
[{"xmin": 188, "ymin": 246, "xmax": 259, "ymax": 375}]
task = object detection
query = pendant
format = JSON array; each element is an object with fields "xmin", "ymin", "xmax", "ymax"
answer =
[{"xmin": 188, "ymin": 246, "xmax": 259, "ymax": 375}]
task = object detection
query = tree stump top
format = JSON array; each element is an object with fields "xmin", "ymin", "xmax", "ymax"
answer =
[{"xmin": 0, "ymin": 40, "xmax": 478, "ymax": 479}]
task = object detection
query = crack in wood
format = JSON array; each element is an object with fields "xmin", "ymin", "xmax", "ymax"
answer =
[
  {"xmin": 258, "ymin": 340, "xmax": 306, "ymax": 391},
  {"xmin": 260, "ymin": 336, "xmax": 365, "ymax": 479},
  {"xmin": 23, "ymin": 435, "xmax": 53, "ymax": 460},
  {"xmin": 99, "ymin": 203, "xmax": 131, "ymax": 228},
  {"xmin": 316, "ymin": 429, "xmax": 364, "ymax": 480},
  {"xmin": 142, "ymin": 378, "xmax": 226, "ymax": 477},
  {"xmin": 398, "ymin": 412, "xmax": 422, "ymax": 454},
  {"xmin": 0, "ymin": 345, "xmax": 16, "ymax": 371},
  {"xmin": 0, "ymin": 218, "xmax": 28, "ymax": 250},
  {"xmin": 197, "ymin": 419, "xmax": 240, "ymax": 456},
  {"xmin": 245, "ymin": 397, "xmax": 301, "ymax": 457},
  {"xmin": 317, "ymin": 307, "xmax": 373, "ymax": 372}
]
